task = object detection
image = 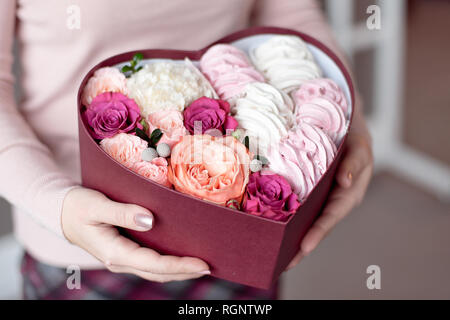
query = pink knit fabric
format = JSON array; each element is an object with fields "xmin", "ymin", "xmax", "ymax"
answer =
[{"xmin": 1, "ymin": 0, "xmax": 345, "ymax": 268}]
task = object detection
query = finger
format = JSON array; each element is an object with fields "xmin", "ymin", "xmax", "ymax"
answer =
[
  {"xmin": 301, "ymin": 166, "xmax": 372, "ymax": 255},
  {"xmin": 90, "ymin": 199, "xmax": 154, "ymax": 231},
  {"xmin": 97, "ymin": 231, "xmax": 210, "ymax": 275},
  {"xmin": 336, "ymin": 134, "xmax": 373, "ymax": 188},
  {"xmin": 285, "ymin": 251, "xmax": 305, "ymax": 271},
  {"xmin": 111, "ymin": 246, "xmax": 211, "ymax": 275},
  {"xmin": 107, "ymin": 265, "xmax": 208, "ymax": 283}
]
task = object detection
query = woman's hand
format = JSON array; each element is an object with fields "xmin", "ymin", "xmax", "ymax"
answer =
[
  {"xmin": 61, "ymin": 187, "xmax": 210, "ymax": 282},
  {"xmin": 287, "ymin": 107, "xmax": 374, "ymax": 270}
]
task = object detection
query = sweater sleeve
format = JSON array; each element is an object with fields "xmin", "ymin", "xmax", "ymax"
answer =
[{"xmin": 0, "ymin": 0, "xmax": 78, "ymax": 238}]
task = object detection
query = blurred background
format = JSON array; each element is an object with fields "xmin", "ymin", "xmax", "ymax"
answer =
[{"xmin": 1, "ymin": 0, "xmax": 449, "ymax": 299}]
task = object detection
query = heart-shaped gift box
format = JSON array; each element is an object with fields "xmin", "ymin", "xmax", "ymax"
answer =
[{"xmin": 77, "ymin": 26, "xmax": 354, "ymax": 289}]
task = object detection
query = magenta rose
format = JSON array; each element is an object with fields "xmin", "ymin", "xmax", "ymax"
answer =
[
  {"xmin": 242, "ymin": 171, "xmax": 301, "ymax": 222},
  {"xmin": 84, "ymin": 92, "xmax": 141, "ymax": 139},
  {"xmin": 183, "ymin": 96, "xmax": 238, "ymax": 135}
]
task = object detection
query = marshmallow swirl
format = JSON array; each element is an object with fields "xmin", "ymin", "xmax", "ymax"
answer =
[
  {"xmin": 250, "ymin": 35, "xmax": 321, "ymax": 93},
  {"xmin": 233, "ymin": 82, "xmax": 295, "ymax": 155},
  {"xmin": 292, "ymin": 78, "xmax": 348, "ymax": 115},
  {"xmin": 294, "ymin": 97, "xmax": 347, "ymax": 143},
  {"xmin": 200, "ymin": 44, "xmax": 265, "ymax": 102},
  {"xmin": 266, "ymin": 123, "xmax": 336, "ymax": 200}
]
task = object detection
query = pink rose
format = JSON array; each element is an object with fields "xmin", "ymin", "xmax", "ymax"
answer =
[
  {"xmin": 183, "ymin": 97, "xmax": 238, "ymax": 135},
  {"xmin": 132, "ymin": 158, "xmax": 172, "ymax": 188},
  {"xmin": 84, "ymin": 92, "xmax": 141, "ymax": 140},
  {"xmin": 100, "ymin": 133, "xmax": 147, "ymax": 169},
  {"xmin": 243, "ymin": 171, "xmax": 300, "ymax": 222},
  {"xmin": 82, "ymin": 67, "xmax": 129, "ymax": 107},
  {"xmin": 147, "ymin": 110, "xmax": 188, "ymax": 148}
]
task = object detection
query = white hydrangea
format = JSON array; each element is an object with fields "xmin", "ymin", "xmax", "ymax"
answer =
[{"xmin": 126, "ymin": 61, "xmax": 215, "ymax": 117}]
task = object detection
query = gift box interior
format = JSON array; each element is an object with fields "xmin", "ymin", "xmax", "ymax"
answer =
[{"xmin": 77, "ymin": 27, "xmax": 354, "ymax": 289}]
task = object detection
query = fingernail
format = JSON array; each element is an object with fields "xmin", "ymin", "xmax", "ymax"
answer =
[
  {"xmin": 196, "ymin": 270, "xmax": 211, "ymax": 275},
  {"xmin": 135, "ymin": 213, "xmax": 153, "ymax": 230},
  {"xmin": 347, "ymin": 172, "xmax": 353, "ymax": 183}
]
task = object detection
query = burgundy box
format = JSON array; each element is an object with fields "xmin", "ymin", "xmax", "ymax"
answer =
[{"xmin": 77, "ymin": 27, "xmax": 355, "ymax": 289}]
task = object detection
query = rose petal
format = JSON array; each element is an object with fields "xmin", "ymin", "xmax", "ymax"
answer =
[
  {"xmin": 218, "ymin": 99, "xmax": 231, "ymax": 113},
  {"xmin": 285, "ymin": 193, "xmax": 301, "ymax": 213},
  {"xmin": 224, "ymin": 115, "xmax": 239, "ymax": 131},
  {"xmin": 244, "ymin": 198, "xmax": 260, "ymax": 213}
]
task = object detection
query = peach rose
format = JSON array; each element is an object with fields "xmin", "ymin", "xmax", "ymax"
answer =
[
  {"xmin": 168, "ymin": 135, "xmax": 251, "ymax": 205},
  {"xmin": 100, "ymin": 133, "xmax": 147, "ymax": 169},
  {"xmin": 132, "ymin": 158, "xmax": 171, "ymax": 188},
  {"xmin": 147, "ymin": 110, "xmax": 188, "ymax": 148},
  {"xmin": 82, "ymin": 67, "xmax": 129, "ymax": 107}
]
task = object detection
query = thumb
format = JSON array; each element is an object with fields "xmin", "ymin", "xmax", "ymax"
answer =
[{"xmin": 93, "ymin": 199, "xmax": 154, "ymax": 232}]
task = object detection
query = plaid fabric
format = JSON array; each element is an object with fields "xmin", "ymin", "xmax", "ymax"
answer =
[{"xmin": 21, "ymin": 252, "xmax": 279, "ymax": 300}]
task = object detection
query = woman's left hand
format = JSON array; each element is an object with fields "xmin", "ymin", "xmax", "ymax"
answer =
[{"xmin": 286, "ymin": 121, "xmax": 374, "ymax": 270}]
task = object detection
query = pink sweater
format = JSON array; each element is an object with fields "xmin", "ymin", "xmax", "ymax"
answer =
[{"xmin": 1, "ymin": 0, "xmax": 343, "ymax": 268}]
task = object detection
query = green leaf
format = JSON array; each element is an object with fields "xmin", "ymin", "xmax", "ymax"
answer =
[
  {"xmin": 135, "ymin": 127, "xmax": 150, "ymax": 143},
  {"xmin": 139, "ymin": 118, "xmax": 149, "ymax": 132},
  {"xmin": 133, "ymin": 53, "xmax": 144, "ymax": 63},
  {"xmin": 121, "ymin": 65, "xmax": 133, "ymax": 73},
  {"xmin": 244, "ymin": 136, "xmax": 250, "ymax": 150},
  {"xmin": 122, "ymin": 53, "xmax": 144, "ymax": 76},
  {"xmin": 149, "ymin": 128, "xmax": 164, "ymax": 147}
]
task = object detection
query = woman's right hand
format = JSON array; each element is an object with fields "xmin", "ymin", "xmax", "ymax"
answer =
[{"xmin": 61, "ymin": 187, "xmax": 210, "ymax": 282}]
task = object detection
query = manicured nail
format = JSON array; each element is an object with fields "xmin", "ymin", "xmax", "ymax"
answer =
[
  {"xmin": 197, "ymin": 270, "xmax": 211, "ymax": 275},
  {"xmin": 135, "ymin": 213, "xmax": 153, "ymax": 230}
]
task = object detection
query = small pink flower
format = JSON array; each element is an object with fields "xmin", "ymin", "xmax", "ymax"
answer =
[
  {"xmin": 183, "ymin": 97, "xmax": 238, "ymax": 135},
  {"xmin": 147, "ymin": 110, "xmax": 188, "ymax": 148},
  {"xmin": 100, "ymin": 133, "xmax": 147, "ymax": 169},
  {"xmin": 82, "ymin": 67, "xmax": 129, "ymax": 107},
  {"xmin": 132, "ymin": 158, "xmax": 172, "ymax": 188}
]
